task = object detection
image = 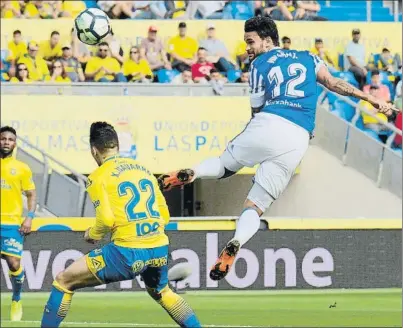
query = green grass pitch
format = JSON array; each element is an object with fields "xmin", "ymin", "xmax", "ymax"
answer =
[{"xmin": 1, "ymin": 289, "xmax": 401, "ymax": 327}]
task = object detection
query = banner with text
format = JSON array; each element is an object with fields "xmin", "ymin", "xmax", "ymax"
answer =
[
  {"xmin": 1, "ymin": 231, "xmax": 401, "ymax": 292},
  {"xmin": 1, "ymin": 96, "xmax": 251, "ymax": 174}
]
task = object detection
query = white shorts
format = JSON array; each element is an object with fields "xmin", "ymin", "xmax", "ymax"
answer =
[{"xmin": 221, "ymin": 113, "xmax": 310, "ymax": 211}]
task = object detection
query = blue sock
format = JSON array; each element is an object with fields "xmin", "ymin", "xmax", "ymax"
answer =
[
  {"xmin": 9, "ymin": 267, "xmax": 25, "ymax": 302},
  {"xmin": 41, "ymin": 281, "xmax": 74, "ymax": 328}
]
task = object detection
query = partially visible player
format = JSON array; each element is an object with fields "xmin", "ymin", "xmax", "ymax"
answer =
[
  {"xmin": 159, "ymin": 17, "xmax": 395, "ymax": 281},
  {"xmin": 41, "ymin": 122, "xmax": 201, "ymax": 328},
  {"xmin": 1, "ymin": 126, "xmax": 37, "ymax": 321}
]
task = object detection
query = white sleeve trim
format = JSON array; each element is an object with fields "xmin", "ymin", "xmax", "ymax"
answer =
[{"xmin": 250, "ymin": 91, "xmax": 265, "ymax": 108}]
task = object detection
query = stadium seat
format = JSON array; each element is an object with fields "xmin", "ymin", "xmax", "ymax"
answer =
[
  {"xmin": 157, "ymin": 69, "xmax": 180, "ymax": 83},
  {"xmin": 332, "ymin": 100, "xmax": 356, "ymax": 121},
  {"xmin": 338, "ymin": 54, "xmax": 344, "ymax": 71},
  {"xmin": 326, "ymin": 92, "xmax": 338, "ymax": 106},
  {"xmin": 83, "ymin": 0, "xmax": 97, "ymax": 8},
  {"xmin": 332, "ymin": 71, "xmax": 359, "ymax": 87},
  {"xmin": 363, "ymin": 129, "xmax": 382, "ymax": 142},
  {"xmin": 225, "ymin": 1, "xmax": 254, "ymax": 20},
  {"xmin": 227, "ymin": 69, "xmax": 241, "ymax": 83}
]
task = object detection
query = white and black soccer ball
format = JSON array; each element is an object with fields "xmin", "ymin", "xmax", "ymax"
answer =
[{"xmin": 74, "ymin": 8, "xmax": 111, "ymax": 45}]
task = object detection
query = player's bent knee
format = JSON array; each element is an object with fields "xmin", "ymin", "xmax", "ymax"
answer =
[
  {"xmin": 6, "ymin": 256, "xmax": 21, "ymax": 272},
  {"xmin": 246, "ymin": 183, "xmax": 275, "ymax": 215},
  {"xmin": 146, "ymin": 285, "xmax": 172, "ymax": 302}
]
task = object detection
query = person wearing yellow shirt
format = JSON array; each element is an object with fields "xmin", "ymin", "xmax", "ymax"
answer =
[
  {"xmin": 44, "ymin": 60, "xmax": 71, "ymax": 83},
  {"xmin": 23, "ymin": 0, "xmax": 55, "ymax": 19},
  {"xmin": 60, "ymin": 0, "xmax": 86, "ymax": 18},
  {"xmin": 10, "ymin": 63, "xmax": 33, "ymax": 83},
  {"xmin": 8, "ymin": 30, "xmax": 27, "ymax": 63},
  {"xmin": 18, "ymin": 41, "xmax": 50, "ymax": 81},
  {"xmin": 40, "ymin": 121, "xmax": 201, "ymax": 328},
  {"xmin": 85, "ymin": 42, "xmax": 127, "ymax": 82},
  {"xmin": 234, "ymin": 40, "xmax": 249, "ymax": 71},
  {"xmin": 1, "ymin": 126, "xmax": 36, "ymax": 322},
  {"xmin": 167, "ymin": 22, "xmax": 198, "ymax": 72},
  {"xmin": 1, "ymin": 0, "xmax": 21, "ymax": 18},
  {"xmin": 310, "ymin": 38, "xmax": 335, "ymax": 67},
  {"xmin": 123, "ymin": 46, "xmax": 153, "ymax": 83},
  {"xmin": 39, "ymin": 31, "xmax": 63, "ymax": 69},
  {"xmin": 359, "ymin": 85, "xmax": 389, "ymax": 133}
]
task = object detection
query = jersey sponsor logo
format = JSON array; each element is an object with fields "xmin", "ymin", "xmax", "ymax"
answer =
[
  {"xmin": 136, "ymin": 222, "xmax": 160, "ymax": 237},
  {"xmin": 4, "ymin": 238, "xmax": 23, "ymax": 251},
  {"xmin": 145, "ymin": 256, "xmax": 167, "ymax": 268},
  {"xmin": 131, "ymin": 260, "xmax": 144, "ymax": 273}
]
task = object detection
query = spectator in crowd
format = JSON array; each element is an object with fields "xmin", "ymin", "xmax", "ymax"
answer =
[
  {"xmin": 235, "ymin": 70, "xmax": 249, "ymax": 83},
  {"xmin": 85, "ymin": 42, "xmax": 126, "ymax": 82},
  {"xmin": 310, "ymin": 38, "xmax": 334, "ymax": 67},
  {"xmin": 98, "ymin": 1, "xmax": 133, "ymax": 19},
  {"xmin": 199, "ymin": 23, "xmax": 236, "ymax": 73},
  {"xmin": 191, "ymin": 47, "xmax": 214, "ymax": 83},
  {"xmin": 1, "ymin": 0, "xmax": 22, "ymax": 18},
  {"xmin": 23, "ymin": 0, "xmax": 59, "ymax": 19},
  {"xmin": 9, "ymin": 63, "xmax": 31, "ymax": 83},
  {"xmin": 18, "ymin": 41, "xmax": 49, "ymax": 81},
  {"xmin": 140, "ymin": 25, "xmax": 171, "ymax": 78},
  {"xmin": 282, "ymin": 36, "xmax": 291, "ymax": 50},
  {"xmin": 1, "ymin": 59, "xmax": 10, "ymax": 81},
  {"xmin": 378, "ymin": 48, "xmax": 402, "ymax": 74},
  {"xmin": 7, "ymin": 30, "xmax": 27, "ymax": 63},
  {"xmin": 294, "ymin": 1, "xmax": 326, "ymax": 20},
  {"xmin": 60, "ymin": 0, "xmax": 86, "ymax": 18},
  {"xmin": 70, "ymin": 28, "xmax": 91, "ymax": 70},
  {"xmin": 393, "ymin": 110, "xmax": 402, "ymax": 149},
  {"xmin": 395, "ymin": 79, "xmax": 402, "ymax": 102},
  {"xmin": 39, "ymin": 31, "xmax": 62, "ymax": 69},
  {"xmin": 235, "ymin": 40, "xmax": 249, "ymax": 71},
  {"xmin": 254, "ymin": 1, "xmax": 293, "ymax": 20},
  {"xmin": 168, "ymin": 22, "xmax": 198, "ymax": 72},
  {"xmin": 104, "ymin": 29, "xmax": 125, "ymax": 65},
  {"xmin": 171, "ymin": 69, "xmax": 194, "ymax": 84},
  {"xmin": 45, "ymin": 59, "xmax": 71, "ymax": 82},
  {"xmin": 122, "ymin": 46, "xmax": 153, "ymax": 83},
  {"xmin": 59, "ymin": 43, "xmax": 85, "ymax": 82},
  {"xmin": 210, "ymin": 68, "xmax": 227, "ymax": 96},
  {"xmin": 363, "ymin": 69, "xmax": 391, "ymax": 102},
  {"xmin": 183, "ymin": 1, "xmax": 227, "ymax": 19},
  {"xmin": 344, "ymin": 28, "xmax": 367, "ymax": 90},
  {"xmin": 359, "ymin": 85, "xmax": 389, "ymax": 133}
]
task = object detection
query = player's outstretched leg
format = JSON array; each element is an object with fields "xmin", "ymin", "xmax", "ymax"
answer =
[
  {"xmin": 5, "ymin": 256, "xmax": 25, "ymax": 322},
  {"xmin": 147, "ymin": 286, "xmax": 201, "ymax": 328},
  {"xmin": 41, "ymin": 255, "xmax": 99, "ymax": 328}
]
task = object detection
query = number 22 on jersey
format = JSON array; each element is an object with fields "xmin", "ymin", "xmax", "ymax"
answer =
[{"xmin": 118, "ymin": 179, "xmax": 160, "ymax": 221}]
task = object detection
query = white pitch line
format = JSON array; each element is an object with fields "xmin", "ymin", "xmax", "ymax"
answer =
[{"xmin": 0, "ymin": 320, "xmax": 263, "ymax": 328}]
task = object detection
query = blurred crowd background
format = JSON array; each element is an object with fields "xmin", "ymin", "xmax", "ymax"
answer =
[{"xmin": 1, "ymin": 0, "xmax": 402, "ymax": 148}]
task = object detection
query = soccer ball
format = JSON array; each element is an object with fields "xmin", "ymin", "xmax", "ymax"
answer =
[{"xmin": 74, "ymin": 8, "xmax": 111, "ymax": 45}]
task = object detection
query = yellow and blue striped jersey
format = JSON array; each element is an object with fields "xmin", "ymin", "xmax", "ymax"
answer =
[
  {"xmin": 87, "ymin": 155, "xmax": 170, "ymax": 248},
  {"xmin": 1, "ymin": 157, "xmax": 36, "ymax": 226}
]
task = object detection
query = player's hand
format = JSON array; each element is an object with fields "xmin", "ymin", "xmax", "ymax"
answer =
[
  {"xmin": 84, "ymin": 228, "xmax": 96, "ymax": 244},
  {"xmin": 371, "ymin": 98, "xmax": 396, "ymax": 116},
  {"xmin": 19, "ymin": 217, "xmax": 32, "ymax": 236}
]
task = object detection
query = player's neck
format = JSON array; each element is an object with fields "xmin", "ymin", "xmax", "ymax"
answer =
[
  {"xmin": 101, "ymin": 151, "xmax": 119, "ymax": 164},
  {"xmin": 0, "ymin": 152, "xmax": 13, "ymax": 159}
]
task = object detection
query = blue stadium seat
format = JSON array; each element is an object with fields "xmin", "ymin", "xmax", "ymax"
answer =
[
  {"xmin": 227, "ymin": 69, "xmax": 241, "ymax": 83},
  {"xmin": 363, "ymin": 129, "xmax": 382, "ymax": 142},
  {"xmin": 332, "ymin": 100, "xmax": 356, "ymax": 121},
  {"xmin": 225, "ymin": 1, "xmax": 254, "ymax": 20},
  {"xmin": 338, "ymin": 53, "xmax": 344, "ymax": 71},
  {"xmin": 327, "ymin": 92, "xmax": 338, "ymax": 105},
  {"xmin": 332, "ymin": 71, "xmax": 359, "ymax": 87},
  {"xmin": 157, "ymin": 69, "xmax": 180, "ymax": 83},
  {"xmin": 83, "ymin": 0, "xmax": 97, "ymax": 8}
]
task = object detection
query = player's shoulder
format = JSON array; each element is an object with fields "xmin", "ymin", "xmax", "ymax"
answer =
[{"xmin": 12, "ymin": 158, "xmax": 32, "ymax": 172}]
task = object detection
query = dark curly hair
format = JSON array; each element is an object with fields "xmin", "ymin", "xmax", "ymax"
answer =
[
  {"xmin": 89, "ymin": 121, "xmax": 119, "ymax": 153},
  {"xmin": 244, "ymin": 16, "xmax": 280, "ymax": 47},
  {"xmin": 0, "ymin": 126, "xmax": 17, "ymax": 136}
]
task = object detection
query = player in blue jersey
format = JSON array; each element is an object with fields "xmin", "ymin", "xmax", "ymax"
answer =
[{"xmin": 159, "ymin": 17, "xmax": 395, "ymax": 281}]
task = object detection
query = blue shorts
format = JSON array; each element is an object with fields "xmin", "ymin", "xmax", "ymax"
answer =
[
  {"xmin": 0, "ymin": 225, "xmax": 24, "ymax": 258},
  {"xmin": 86, "ymin": 243, "xmax": 169, "ymax": 292}
]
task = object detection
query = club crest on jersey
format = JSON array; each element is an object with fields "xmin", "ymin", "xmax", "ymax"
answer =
[
  {"xmin": 132, "ymin": 260, "xmax": 144, "ymax": 273},
  {"xmin": 10, "ymin": 169, "xmax": 16, "ymax": 175}
]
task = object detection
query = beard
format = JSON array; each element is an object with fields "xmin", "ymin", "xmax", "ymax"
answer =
[{"xmin": 0, "ymin": 148, "xmax": 14, "ymax": 157}]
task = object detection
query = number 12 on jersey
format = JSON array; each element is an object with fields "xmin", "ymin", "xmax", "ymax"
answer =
[{"xmin": 268, "ymin": 63, "xmax": 307, "ymax": 98}]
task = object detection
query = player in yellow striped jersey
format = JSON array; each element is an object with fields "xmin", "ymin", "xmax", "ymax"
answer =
[
  {"xmin": 1, "ymin": 126, "xmax": 37, "ymax": 322},
  {"xmin": 41, "ymin": 122, "xmax": 201, "ymax": 328}
]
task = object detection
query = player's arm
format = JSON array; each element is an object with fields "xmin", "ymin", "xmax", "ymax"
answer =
[
  {"xmin": 316, "ymin": 65, "xmax": 394, "ymax": 116},
  {"xmin": 249, "ymin": 63, "xmax": 266, "ymax": 115},
  {"xmin": 20, "ymin": 165, "xmax": 36, "ymax": 235},
  {"xmin": 155, "ymin": 183, "xmax": 170, "ymax": 225},
  {"xmin": 86, "ymin": 178, "xmax": 115, "ymax": 243}
]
